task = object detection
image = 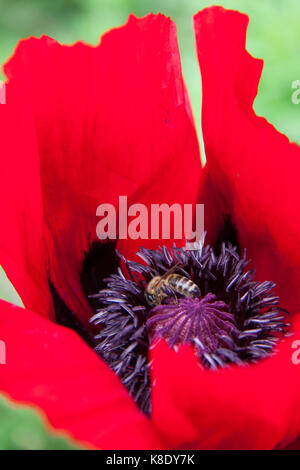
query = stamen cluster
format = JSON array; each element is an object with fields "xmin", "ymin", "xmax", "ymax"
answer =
[{"xmin": 91, "ymin": 241, "xmax": 288, "ymax": 414}]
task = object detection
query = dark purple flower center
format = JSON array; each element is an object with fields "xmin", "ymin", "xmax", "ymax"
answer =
[
  {"xmin": 87, "ymin": 237, "xmax": 288, "ymax": 414},
  {"xmin": 47, "ymin": 217, "xmax": 289, "ymax": 415}
]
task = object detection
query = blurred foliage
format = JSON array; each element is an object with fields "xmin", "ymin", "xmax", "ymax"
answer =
[
  {"xmin": 0, "ymin": 394, "xmax": 83, "ymax": 449},
  {"xmin": 0, "ymin": 0, "xmax": 299, "ymax": 448}
]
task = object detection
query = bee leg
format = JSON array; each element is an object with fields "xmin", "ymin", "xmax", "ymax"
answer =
[{"xmin": 165, "ymin": 285, "xmax": 178, "ymax": 304}]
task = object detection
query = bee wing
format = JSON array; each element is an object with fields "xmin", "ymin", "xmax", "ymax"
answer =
[{"xmin": 160, "ymin": 262, "xmax": 187, "ymax": 279}]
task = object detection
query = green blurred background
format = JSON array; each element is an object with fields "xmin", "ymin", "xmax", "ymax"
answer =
[{"xmin": 0, "ymin": 0, "xmax": 299, "ymax": 448}]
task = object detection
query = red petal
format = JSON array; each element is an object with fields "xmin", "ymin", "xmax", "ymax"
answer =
[
  {"xmin": 194, "ymin": 6, "xmax": 300, "ymax": 314},
  {"xmin": 3, "ymin": 14, "xmax": 201, "ymax": 326},
  {"xmin": 0, "ymin": 84, "xmax": 53, "ymax": 319},
  {"xmin": 150, "ymin": 316, "xmax": 300, "ymax": 450},
  {"xmin": 0, "ymin": 299, "xmax": 162, "ymax": 449}
]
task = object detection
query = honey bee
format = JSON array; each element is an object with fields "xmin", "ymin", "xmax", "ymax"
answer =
[{"xmin": 145, "ymin": 264, "xmax": 200, "ymax": 306}]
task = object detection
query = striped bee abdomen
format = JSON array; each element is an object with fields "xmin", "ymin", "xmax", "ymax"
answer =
[{"xmin": 166, "ymin": 274, "xmax": 200, "ymax": 298}]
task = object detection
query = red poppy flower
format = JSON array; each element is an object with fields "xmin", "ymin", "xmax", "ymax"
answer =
[{"xmin": 0, "ymin": 5, "xmax": 300, "ymax": 450}]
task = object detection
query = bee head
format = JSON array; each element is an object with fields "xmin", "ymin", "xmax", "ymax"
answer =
[{"xmin": 145, "ymin": 276, "xmax": 161, "ymax": 306}]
